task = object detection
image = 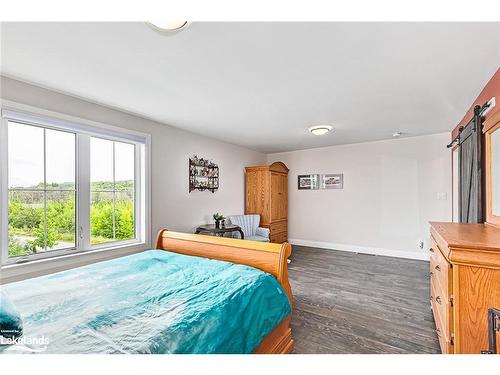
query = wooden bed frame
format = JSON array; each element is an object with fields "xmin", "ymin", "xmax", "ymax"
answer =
[{"xmin": 155, "ymin": 229, "xmax": 294, "ymax": 354}]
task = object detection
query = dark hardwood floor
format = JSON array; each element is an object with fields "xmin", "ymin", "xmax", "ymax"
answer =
[{"xmin": 288, "ymin": 245, "xmax": 440, "ymax": 354}]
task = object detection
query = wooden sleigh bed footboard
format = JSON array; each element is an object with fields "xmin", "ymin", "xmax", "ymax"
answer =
[{"xmin": 155, "ymin": 229, "xmax": 294, "ymax": 354}]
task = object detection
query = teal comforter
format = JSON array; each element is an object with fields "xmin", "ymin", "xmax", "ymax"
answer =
[{"xmin": 0, "ymin": 250, "xmax": 291, "ymax": 354}]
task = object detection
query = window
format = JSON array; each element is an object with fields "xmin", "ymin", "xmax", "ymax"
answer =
[
  {"xmin": 1, "ymin": 107, "xmax": 150, "ymax": 264},
  {"xmin": 8, "ymin": 123, "xmax": 76, "ymax": 257},
  {"xmin": 90, "ymin": 138, "xmax": 135, "ymax": 245}
]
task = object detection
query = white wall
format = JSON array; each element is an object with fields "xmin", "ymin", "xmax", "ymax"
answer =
[
  {"xmin": 1, "ymin": 76, "xmax": 266, "ymax": 239},
  {"xmin": 268, "ymin": 133, "xmax": 452, "ymax": 260},
  {"xmin": 1, "ymin": 75, "xmax": 452, "ymax": 267}
]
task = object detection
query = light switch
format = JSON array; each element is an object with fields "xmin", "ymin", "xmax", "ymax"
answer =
[{"xmin": 436, "ymin": 192, "xmax": 447, "ymax": 201}]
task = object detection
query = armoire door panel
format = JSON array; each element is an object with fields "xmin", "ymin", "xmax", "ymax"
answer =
[
  {"xmin": 281, "ymin": 174, "xmax": 288, "ymax": 220},
  {"xmin": 270, "ymin": 172, "xmax": 282, "ymax": 221},
  {"xmin": 246, "ymin": 170, "xmax": 270, "ymax": 225}
]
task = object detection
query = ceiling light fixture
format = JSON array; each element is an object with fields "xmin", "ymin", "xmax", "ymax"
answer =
[
  {"xmin": 392, "ymin": 132, "xmax": 403, "ymax": 138},
  {"xmin": 308, "ymin": 125, "xmax": 333, "ymax": 136},
  {"xmin": 146, "ymin": 21, "xmax": 189, "ymax": 34}
]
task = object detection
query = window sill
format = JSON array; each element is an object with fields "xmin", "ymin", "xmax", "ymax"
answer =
[{"xmin": 1, "ymin": 241, "xmax": 152, "ymax": 284}]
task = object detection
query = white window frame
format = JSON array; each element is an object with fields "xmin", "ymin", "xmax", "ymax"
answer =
[
  {"xmin": 0, "ymin": 100, "xmax": 152, "ymax": 267},
  {"xmin": 5, "ymin": 123, "xmax": 78, "ymax": 261}
]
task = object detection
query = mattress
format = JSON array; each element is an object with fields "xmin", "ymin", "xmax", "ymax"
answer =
[{"xmin": 0, "ymin": 249, "xmax": 291, "ymax": 354}]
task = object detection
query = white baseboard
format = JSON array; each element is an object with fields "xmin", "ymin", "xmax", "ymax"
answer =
[{"xmin": 288, "ymin": 238, "xmax": 429, "ymax": 261}]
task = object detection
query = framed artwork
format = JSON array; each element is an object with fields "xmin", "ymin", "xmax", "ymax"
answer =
[
  {"xmin": 320, "ymin": 174, "xmax": 343, "ymax": 189},
  {"xmin": 298, "ymin": 174, "xmax": 319, "ymax": 190}
]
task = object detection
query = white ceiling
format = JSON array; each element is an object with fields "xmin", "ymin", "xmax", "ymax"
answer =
[{"xmin": 1, "ymin": 22, "xmax": 499, "ymax": 153}]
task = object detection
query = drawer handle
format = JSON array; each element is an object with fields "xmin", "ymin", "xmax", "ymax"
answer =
[
  {"xmin": 435, "ymin": 296, "xmax": 442, "ymax": 304},
  {"xmin": 436, "ymin": 328, "xmax": 442, "ymax": 337},
  {"xmin": 429, "ymin": 247, "xmax": 435, "ymax": 253},
  {"xmin": 435, "ymin": 265, "xmax": 441, "ymax": 272}
]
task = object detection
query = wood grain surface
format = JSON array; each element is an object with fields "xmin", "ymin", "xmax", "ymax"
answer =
[{"xmin": 288, "ymin": 245, "xmax": 440, "ymax": 354}]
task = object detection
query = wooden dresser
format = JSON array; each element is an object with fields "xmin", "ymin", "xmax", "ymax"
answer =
[
  {"xmin": 245, "ymin": 162, "xmax": 289, "ymax": 243},
  {"xmin": 429, "ymin": 222, "xmax": 500, "ymax": 353}
]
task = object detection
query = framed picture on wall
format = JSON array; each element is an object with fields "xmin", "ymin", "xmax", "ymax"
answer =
[
  {"xmin": 320, "ymin": 174, "xmax": 343, "ymax": 189},
  {"xmin": 298, "ymin": 174, "xmax": 319, "ymax": 190}
]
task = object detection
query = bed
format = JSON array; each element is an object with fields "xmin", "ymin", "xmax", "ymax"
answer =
[{"xmin": 0, "ymin": 230, "xmax": 294, "ymax": 354}]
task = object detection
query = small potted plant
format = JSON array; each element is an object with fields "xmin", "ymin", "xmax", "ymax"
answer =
[{"xmin": 213, "ymin": 213, "xmax": 225, "ymax": 229}]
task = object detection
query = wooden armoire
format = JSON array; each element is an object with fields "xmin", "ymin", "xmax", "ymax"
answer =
[{"xmin": 245, "ymin": 162, "xmax": 289, "ymax": 243}]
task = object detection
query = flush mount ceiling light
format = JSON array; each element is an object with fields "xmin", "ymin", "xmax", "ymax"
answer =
[
  {"xmin": 146, "ymin": 21, "xmax": 189, "ymax": 34},
  {"xmin": 308, "ymin": 125, "xmax": 333, "ymax": 136}
]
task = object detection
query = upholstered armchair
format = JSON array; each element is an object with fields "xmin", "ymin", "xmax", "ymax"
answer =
[{"xmin": 227, "ymin": 214, "xmax": 270, "ymax": 242}]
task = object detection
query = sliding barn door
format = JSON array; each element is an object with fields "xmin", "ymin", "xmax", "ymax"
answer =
[{"xmin": 458, "ymin": 107, "xmax": 483, "ymax": 223}]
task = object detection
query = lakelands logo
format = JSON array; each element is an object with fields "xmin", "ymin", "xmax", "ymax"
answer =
[{"xmin": 0, "ymin": 334, "xmax": 49, "ymax": 353}]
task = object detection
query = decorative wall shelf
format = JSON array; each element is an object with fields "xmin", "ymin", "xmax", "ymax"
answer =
[{"xmin": 189, "ymin": 155, "xmax": 219, "ymax": 193}]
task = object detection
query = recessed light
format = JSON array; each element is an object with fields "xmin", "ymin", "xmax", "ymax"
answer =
[
  {"xmin": 308, "ymin": 125, "xmax": 333, "ymax": 136},
  {"xmin": 147, "ymin": 21, "xmax": 189, "ymax": 33}
]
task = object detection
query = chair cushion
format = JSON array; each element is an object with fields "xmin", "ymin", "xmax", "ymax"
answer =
[
  {"xmin": 227, "ymin": 215, "xmax": 260, "ymax": 237},
  {"xmin": 255, "ymin": 227, "xmax": 270, "ymax": 238}
]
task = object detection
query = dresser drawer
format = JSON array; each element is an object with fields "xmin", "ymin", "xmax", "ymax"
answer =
[
  {"xmin": 430, "ymin": 276, "xmax": 450, "ymax": 339},
  {"xmin": 270, "ymin": 221, "xmax": 287, "ymax": 234},
  {"xmin": 430, "ymin": 237, "xmax": 454, "ymax": 353},
  {"xmin": 432, "ymin": 306, "xmax": 453, "ymax": 354},
  {"xmin": 430, "ymin": 239, "xmax": 451, "ymax": 298},
  {"xmin": 430, "ymin": 278, "xmax": 454, "ymax": 353}
]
